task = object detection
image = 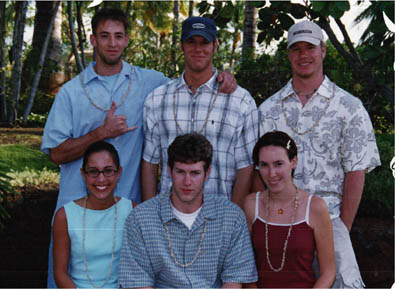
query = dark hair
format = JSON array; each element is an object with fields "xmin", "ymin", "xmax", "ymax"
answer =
[
  {"xmin": 253, "ymin": 131, "xmax": 297, "ymax": 175},
  {"xmin": 82, "ymin": 141, "xmax": 120, "ymax": 170},
  {"xmin": 167, "ymin": 133, "xmax": 213, "ymax": 172},
  {"xmin": 92, "ymin": 8, "xmax": 129, "ymax": 35}
]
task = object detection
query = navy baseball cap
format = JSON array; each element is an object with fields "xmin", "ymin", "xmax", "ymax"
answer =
[{"xmin": 181, "ymin": 17, "xmax": 217, "ymax": 43}]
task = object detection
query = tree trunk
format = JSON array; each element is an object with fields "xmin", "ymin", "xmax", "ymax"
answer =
[
  {"xmin": 171, "ymin": 0, "xmax": 179, "ymax": 73},
  {"xmin": 76, "ymin": 1, "xmax": 87, "ymax": 68},
  {"xmin": 241, "ymin": 1, "xmax": 257, "ymax": 63},
  {"xmin": 67, "ymin": 1, "xmax": 84, "ymax": 73},
  {"xmin": 23, "ymin": 1, "xmax": 61, "ymax": 125},
  {"xmin": 189, "ymin": 1, "xmax": 193, "ymax": 17},
  {"xmin": 125, "ymin": 1, "xmax": 132, "ymax": 22},
  {"xmin": 0, "ymin": 1, "xmax": 7, "ymax": 122},
  {"xmin": 8, "ymin": 1, "xmax": 28, "ymax": 125},
  {"xmin": 22, "ymin": 1, "xmax": 64, "ymax": 96}
]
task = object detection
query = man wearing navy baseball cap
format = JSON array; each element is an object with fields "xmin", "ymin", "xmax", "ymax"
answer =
[
  {"xmin": 141, "ymin": 16, "xmax": 257, "ymax": 209},
  {"xmin": 181, "ymin": 16, "xmax": 217, "ymax": 43},
  {"xmin": 256, "ymin": 20, "xmax": 380, "ymax": 289}
]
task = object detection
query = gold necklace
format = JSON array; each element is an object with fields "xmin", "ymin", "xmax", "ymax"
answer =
[
  {"xmin": 82, "ymin": 196, "xmax": 118, "ymax": 288},
  {"xmin": 80, "ymin": 65, "xmax": 133, "ymax": 112},
  {"xmin": 173, "ymin": 83, "xmax": 219, "ymax": 134},
  {"xmin": 163, "ymin": 217, "xmax": 207, "ymax": 268},
  {"xmin": 265, "ymin": 187, "xmax": 299, "ymax": 272},
  {"xmin": 282, "ymin": 83, "xmax": 335, "ymax": 136}
]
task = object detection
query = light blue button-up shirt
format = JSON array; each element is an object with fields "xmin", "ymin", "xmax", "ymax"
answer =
[
  {"xmin": 41, "ymin": 61, "xmax": 168, "ymax": 211},
  {"xmin": 118, "ymin": 191, "xmax": 258, "ymax": 288}
]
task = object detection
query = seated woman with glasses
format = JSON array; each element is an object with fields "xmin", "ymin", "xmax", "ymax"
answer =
[{"xmin": 52, "ymin": 141, "xmax": 136, "ymax": 288}]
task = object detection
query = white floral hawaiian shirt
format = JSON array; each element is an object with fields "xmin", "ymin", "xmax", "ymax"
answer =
[{"xmin": 257, "ymin": 76, "xmax": 381, "ymax": 218}]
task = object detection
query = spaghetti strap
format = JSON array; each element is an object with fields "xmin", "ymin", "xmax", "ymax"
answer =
[
  {"xmin": 254, "ymin": 192, "xmax": 261, "ymax": 222},
  {"xmin": 305, "ymin": 194, "xmax": 313, "ymax": 226}
]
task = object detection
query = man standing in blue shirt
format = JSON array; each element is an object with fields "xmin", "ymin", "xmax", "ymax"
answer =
[
  {"xmin": 41, "ymin": 8, "xmax": 236, "ymax": 288},
  {"xmin": 119, "ymin": 133, "xmax": 257, "ymax": 288}
]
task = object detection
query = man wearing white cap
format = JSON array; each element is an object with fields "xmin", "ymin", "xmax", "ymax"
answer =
[
  {"xmin": 142, "ymin": 17, "xmax": 257, "ymax": 207},
  {"xmin": 256, "ymin": 20, "xmax": 381, "ymax": 288}
]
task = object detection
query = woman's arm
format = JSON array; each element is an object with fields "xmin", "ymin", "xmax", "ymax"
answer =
[
  {"xmin": 241, "ymin": 193, "xmax": 258, "ymax": 288},
  {"xmin": 309, "ymin": 196, "xmax": 335, "ymax": 289},
  {"xmin": 53, "ymin": 207, "xmax": 76, "ymax": 288}
]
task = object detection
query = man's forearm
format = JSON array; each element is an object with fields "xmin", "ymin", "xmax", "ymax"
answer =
[
  {"xmin": 341, "ymin": 170, "xmax": 366, "ymax": 231},
  {"xmin": 49, "ymin": 126, "xmax": 105, "ymax": 165},
  {"xmin": 141, "ymin": 160, "xmax": 159, "ymax": 201},
  {"xmin": 231, "ymin": 165, "xmax": 253, "ymax": 207}
]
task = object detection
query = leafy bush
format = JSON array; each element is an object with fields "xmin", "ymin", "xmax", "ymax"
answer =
[
  {"xmin": 6, "ymin": 167, "xmax": 59, "ymax": 188},
  {"xmin": 359, "ymin": 133, "xmax": 394, "ymax": 218},
  {"xmin": 0, "ymin": 161, "xmax": 12, "ymax": 230},
  {"xmin": 19, "ymin": 112, "xmax": 49, "ymax": 127}
]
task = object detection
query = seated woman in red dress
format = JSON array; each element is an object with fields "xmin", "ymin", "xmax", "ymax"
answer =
[{"xmin": 243, "ymin": 131, "xmax": 335, "ymax": 288}]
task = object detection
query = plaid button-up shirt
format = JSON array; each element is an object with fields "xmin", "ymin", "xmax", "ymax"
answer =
[
  {"xmin": 143, "ymin": 70, "xmax": 257, "ymax": 200},
  {"xmin": 118, "ymin": 192, "xmax": 258, "ymax": 288}
]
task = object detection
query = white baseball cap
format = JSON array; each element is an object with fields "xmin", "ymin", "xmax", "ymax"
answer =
[{"xmin": 287, "ymin": 20, "xmax": 323, "ymax": 48}]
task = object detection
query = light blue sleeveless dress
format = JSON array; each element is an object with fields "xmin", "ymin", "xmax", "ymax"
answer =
[{"xmin": 64, "ymin": 197, "xmax": 132, "ymax": 288}]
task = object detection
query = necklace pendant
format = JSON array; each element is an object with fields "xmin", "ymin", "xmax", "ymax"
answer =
[{"xmin": 277, "ymin": 208, "xmax": 284, "ymax": 215}]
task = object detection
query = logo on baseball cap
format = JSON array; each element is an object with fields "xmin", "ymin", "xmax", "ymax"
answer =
[
  {"xmin": 181, "ymin": 17, "xmax": 217, "ymax": 43},
  {"xmin": 287, "ymin": 20, "xmax": 323, "ymax": 48}
]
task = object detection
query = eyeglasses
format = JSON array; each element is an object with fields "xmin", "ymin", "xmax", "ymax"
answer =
[{"xmin": 84, "ymin": 168, "xmax": 118, "ymax": 178}]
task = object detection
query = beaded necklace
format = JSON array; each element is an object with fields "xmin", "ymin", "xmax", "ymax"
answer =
[
  {"xmin": 173, "ymin": 83, "xmax": 219, "ymax": 135},
  {"xmin": 164, "ymin": 217, "xmax": 207, "ymax": 267},
  {"xmin": 161, "ymin": 191, "xmax": 206, "ymax": 267},
  {"xmin": 82, "ymin": 196, "xmax": 118, "ymax": 288},
  {"xmin": 265, "ymin": 187, "xmax": 299, "ymax": 272},
  {"xmin": 80, "ymin": 65, "xmax": 133, "ymax": 112},
  {"xmin": 282, "ymin": 83, "xmax": 335, "ymax": 136}
]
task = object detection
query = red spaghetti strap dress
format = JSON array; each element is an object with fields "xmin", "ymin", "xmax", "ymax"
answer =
[{"xmin": 252, "ymin": 193, "xmax": 316, "ymax": 288}]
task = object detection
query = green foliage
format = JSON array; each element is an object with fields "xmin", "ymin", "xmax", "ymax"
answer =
[
  {"xmin": 311, "ymin": 1, "xmax": 349, "ymax": 19},
  {"xmin": 236, "ymin": 40, "xmax": 291, "ymax": 105},
  {"xmin": 0, "ymin": 144, "xmax": 58, "ymax": 172},
  {"xmin": 359, "ymin": 133, "xmax": 394, "ymax": 218},
  {"xmin": 0, "ymin": 139, "xmax": 58, "ymax": 231},
  {"xmin": 18, "ymin": 112, "xmax": 48, "ymax": 127},
  {"xmin": 0, "ymin": 160, "xmax": 12, "ymax": 230},
  {"xmin": 6, "ymin": 167, "xmax": 59, "ymax": 188}
]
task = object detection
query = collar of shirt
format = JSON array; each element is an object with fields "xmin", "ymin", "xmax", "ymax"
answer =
[
  {"xmin": 159, "ymin": 191, "xmax": 217, "ymax": 226},
  {"xmin": 81, "ymin": 60, "xmax": 133, "ymax": 85},
  {"xmin": 176, "ymin": 68, "xmax": 219, "ymax": 92},
  {"xmin": 279, "ymin": 75, "xmax": 334, "ymax": 102}
]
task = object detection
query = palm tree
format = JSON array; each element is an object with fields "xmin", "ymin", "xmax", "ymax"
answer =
[
  {"xmin": 242, "ymin": 1, "xmax": 257, "ymax": 63},
  {"xmin": 8, "ymin": 1, "xmax": 28, "ymax": 124}
]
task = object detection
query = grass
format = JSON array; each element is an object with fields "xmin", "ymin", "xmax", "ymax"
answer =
[
  {"xmin": 0, "ymin": 144, "xmax": 58, "ymax": 172},
  {"xmin": 0, "ymin": 128, "xmax": 59, "ymax": 190}
]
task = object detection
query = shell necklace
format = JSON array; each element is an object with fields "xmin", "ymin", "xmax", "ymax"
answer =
[
  {"xmin": 173, "ymin": 82, "xmax": 219, "ymax": 135},
  {"xmin": 80, "ymin": 65, "xmax": 133, "ymax": 112},
  {"xmin": 282, "ymin": 82, "xmax": 335, "ymax": 136},
  {"xmin": 82, "ymin": 196, "xmax": 118, "ymax": 288},
  {"xmin": 161, "ymin": 191, "xmax": 207, "ymax": 267},
  {"xmin": 265, "ymin": 187, "xmax": 299, "ymax": 272},
  {"xmin": 164, "ymin": 217, "xmax": 207, "ymax": 267}
]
